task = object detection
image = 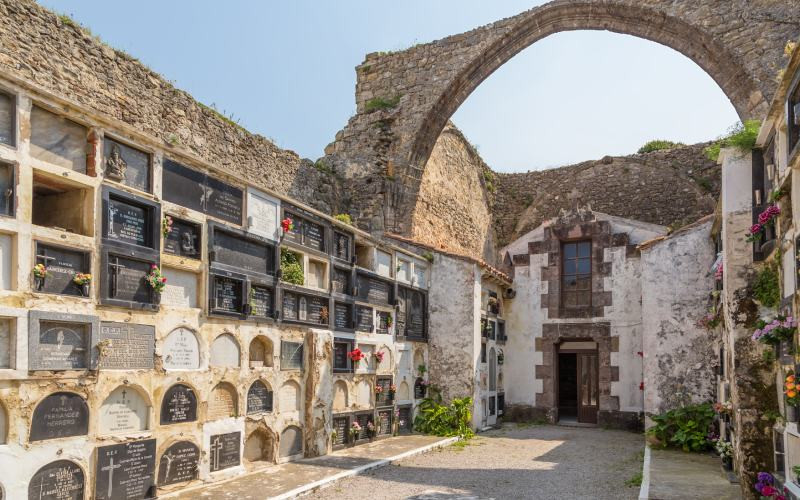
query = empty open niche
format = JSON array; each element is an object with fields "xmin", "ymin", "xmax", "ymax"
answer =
[{"xmin": 32, "ymin": 172, "xmax": 92, "ymax": 235}]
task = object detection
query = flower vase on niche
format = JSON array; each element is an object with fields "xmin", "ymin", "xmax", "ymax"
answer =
[
  {"xmin": 73, "ymin": 273, "xmax": 92, "ymax": 297},
  {"xmin": 784, "ymin": 372, "xmax": 800, "ymax": 423},
  {"xmin": 33, "ymin": 263, "xmax": 47, "ymax": 291}
]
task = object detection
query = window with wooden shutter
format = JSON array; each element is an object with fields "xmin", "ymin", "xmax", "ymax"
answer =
[{"xmin": 562, "ymin": 241, "xmax": 592, "ymax": 308}]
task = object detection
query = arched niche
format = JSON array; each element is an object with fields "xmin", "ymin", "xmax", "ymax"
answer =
[
  {"xmin": 244, "ymin": 428, "xmax": 275, "ymax": 463},
  {"xmin": 30, "ymin": 392, "xmax": 89, "ymax": 442},
  {"xmin": 332, "ymin": 380, "xmax": 349, "ymax": 411},
  {"xmin": 413, "ymin": 350, "xmax": 425, "ymax": 374},
  {"xmin": 160, "ymin": 383, "xmax": 198, "ymax": 425},
  {"xmin": 210, "ymin": 333, "xmax": 240, "ymax": 368},
  {"xmin": 248, "ymin": 336, "xmax": 273, "ymax": 368},
  {"xmin": 28, "ymin": 459, "xmax": 85, "ymax": 500},
  {"xmin": 377, "ymin": 345, "xmax": 392, "ymax": 372},
  {"xmin": 398, "ymin": 381, "xmax": 410, "ymax": 401},
  {"xmin": 357, "ymin": 380, "xmax": 372, "ymax": 407},
  {"xmin": 99, "ymin": 386, "xmax": 150, "ymax": 435},
  {"xmin": 208, "ymin": 382, "xmax": 238, "ymax": 420},
  {"xmin": 279, "ymin": 380, "xmax": 301, "ymax": 413},
  {"xmin": 246, "ymin": 380, "xmax": 273, "ymax": 415},
  {"xmin": 279, "ymin": 426, "xmax": 303, "ymax": 458},
  {"xmin": 162, "ymin": 327, "xmax": 201, "ymax": 370},
  {"xmin": 489, "ymin": 348, "xmax": 497, "ymax": 391},
  {"xmin": 158, "ymin": 440, "xmax": 200, "ymax": 486}
]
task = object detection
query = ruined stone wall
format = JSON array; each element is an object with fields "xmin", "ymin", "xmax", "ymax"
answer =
[
  {"xmin": 411, "ymin": 123, "xmax": 496, "ymax": 263},
  {"xmin": 640, "ymin": 218, "xmax": 717, "ymax": 416},
  {"xmin": 494, "ymin": 144, "xmax": 719, "ymax": 246}
]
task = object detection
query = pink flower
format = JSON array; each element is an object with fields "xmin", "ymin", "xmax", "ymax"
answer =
[
  {"xmin": 750, "ymin": 223, "xmax": 762, "ymax": 234},
  {"xmin": 761, "ymin": 485, "xmax": 778, "ymax": 496}
]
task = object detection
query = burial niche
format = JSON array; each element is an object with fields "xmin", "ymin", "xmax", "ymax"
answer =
[
  {"xmin": 357, "ymin": 381, "xmax": 371, "ymax": 407},
  {"xmin": 248, "ymin": 336, "xmax": 273, "ymax": 368},
  {"xmin": 99, "ymin": 386, "xmax": 149, "ymax": 435},
  {"xmin": 30, "ymin": 392, "xmax": 89, "ymax": 442},
  {"xmin": 489, "ymin": 348, "xmax": 497, "ymax": 391},
  {"xmin": 243, "ymin": 429, "xmax": 274, "ymax": 463},
  {"xmin": 279, "ymin": 381, "xmax": 301, "ymax": 413},
  {"xmin": 161, "ymin": 327, "xmax": 201, "ymax": 370},
  {"xmin": 94, "ymin": 439, "xmax": 157, "ymax": 500},
  {"xmin": 103, "ymin": 137, "xmax": 151, "ymax": 193},
  {"xmin": 31, "ymin": 172, "xmax": 92, "ymax": 236},
  {"xmin": 0, "ymin": 318, "xmax": 11, "ymax": 369},
  {"xmin": 210, "ymin": 333, "xmax": 240, "ymax": 368},
  {"xmin": 209, "ymin": 432, "xmax": 241, "ymax": 472},
  {"xmin": 158, "ymin": 441, "xmax": 199, "ymax": 486},
  {"xmin": 28, "ymin": 459, "xmax": 85, "ymax": 500},
  {"xmin": 160, "ymin": 268, "xmax": 198, "ymax": 309},
  {"xmin": 160, "ymin": 384, "xmax": 198, "ymax": 425},
  {"xmin": 0, "ymin": 91, "xmax": 13, "ymax": 147},
  {"xmin": 246, "ymin": 380, "xmax": 273, "ymax": 415},
  {"xmin": 208, "ymin": 383, "xmax": 238, "ymax": 420},
  {"xmin": 0, "ymin": 400, "xmax": 6, "ymax": 444},
  {"xmin": 279, "ymin": 426, "xmax": 303, "ymax": 458},
  {"xmin": 377, "ymin": 345, "xmax": 392, "ymax": 372},
  {"xmin": 30, "ymin": 105, "xmax": 87, "ymax": 173},
  {"xmin": 332, "ymin": 380, "xmax": 348, "ymax": 411},
  {"xmin": 398, "ymin": 381, "xmax": 410, "ymax": 402}
]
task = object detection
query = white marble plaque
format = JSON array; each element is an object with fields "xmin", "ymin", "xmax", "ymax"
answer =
[
  {"xmin": 0, "ymin": 318, "xmax": 10, "ymax": 369},
  {"xmin": 246, "ymin": 188, "xmax": 280, "ymax": 241},
  {"xmin": 0, "ymin": 234, "xmax": 11, "ymax": 291},
  {"xmin": 210, "ymin": 333, "xmax": 240, "ymax": 368},
  {"xmin": 208, "ymin": 383, "xmax": 237, "ymax": 420},
  {"xmin": 398, "ymin": 381, "xmax": 410, "ymax": 401},
  {"xmin": 161, "ymin": 268, "xmax": 198, "ymax": 308},
  {"xmin": 332, "ymin": 381, "xmax": 348, "ymax": 411},
  {"xmin": 357, "ymin": 380, "xmax": 371, "ymax": 406},
  {"xmin": 279, "ymin": 381, "xmax": 300, "ymax": 413},
  {"xmin": 162, "ymin": 328, "xmax": 200, "ymax": 370},
  {"xmin": 99, "ymin": 386, "xmax": 149, "ymax": 434},
  {"xmin": 377, "ymin": 345, "xmax": 392, "ymax": 372},
  {"xmin": 376, "ymin": 250, "xmax": 392, "ymax": 277}
]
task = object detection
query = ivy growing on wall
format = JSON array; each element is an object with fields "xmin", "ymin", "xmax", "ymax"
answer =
[
  {"xmin": 752, "ymin": 261, "xmax": 780, "ymax": 309},
  {"xmin": 704, "ymin": 120, "xmax": 760, "ymax": 161},
  {"xmin": 280, "ymin": 249, "xmax": 304, "ymax": 286}
]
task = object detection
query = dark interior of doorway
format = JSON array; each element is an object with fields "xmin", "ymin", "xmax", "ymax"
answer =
[{"xmin": 558, "ymin": 352, "xmax": 577, "ymax": 420}]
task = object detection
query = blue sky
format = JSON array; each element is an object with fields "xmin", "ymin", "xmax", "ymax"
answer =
[{"xmin": 38, "ymin": 1, "xmax": 739, "ymax": 172}]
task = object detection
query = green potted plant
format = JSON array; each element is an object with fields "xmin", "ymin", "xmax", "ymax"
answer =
[{"xmin": 793, "ymin": 465, "xmax": 800, "ymax": 485}]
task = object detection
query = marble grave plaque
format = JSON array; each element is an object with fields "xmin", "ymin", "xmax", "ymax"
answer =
[
  {"xmin": 99, "ymin": 386, "xmax": 149, "ymax": 434},
  {"xmin": 210, "ymin": 334, "xmax": 240, "ymax": 368},
  {"xmin": 162, "ymin": 217, "xmax": 200, "ymax": 259},
  {"xmin": 209, "ymin": 432, "xmax": 241, "ymax": 472},
  {"xmin": 30, "ymin": 105, "xmax": 87, "ymax": 173},
  {"xmin": 107, "ymin": 196, "xmax": 148, "ymax": 247},
  {"xmin": 213, "ymin": 230, "xmax": 271, "ymax": 275},
  {"xmin": 356, "ymin": 273, "xmax": 391, "ymax": 305},
  {"xmin": 30, "ymin": 392, "xmax": 89, "ymax": 441},
  {"xmin": 28, "ymin": 460, "xmax": 85, "ymax": 500},
  {"xmin": 246, "ymin": 188, "xmax": 279, "ymax": 241},
  {"xmin": 334, "ymin": 302, "xmax": 352, "ymax": 330},
  {"xmin": 160, "ymin": 268, "xmax": 198, "ymax": 309},
  {"xmin": 157, "ymin": 441, "xmax": 199, "ymax": 486},
  {"xmin": 32, "ymin": 321, "xmax": 89, "ymax": 370},
  {"xmin": 246, "ymin": 381, "xmax": 272, "ymax": 414},
  {"xmin": 161, "ymin": 328, "xmax": 200, "ymax": 370},
  {"xmin": 98, "ymin": 322, "xmax": 155, "ymax": 370},
  {"xmin": 249, "ymin": 285, "xmax": 273, "ymax": 318},
  {"xmin": 355, "ymin": 306, "xmax": 373, "ymax": 333},
  {"xmin": 103, "ymin": 138, "xmax": 151, "ymax": 193},
  {"xmin": 160, "ymin": 384, "xmax": 197, "ymax": 424},
  {"xmin": 334, "ymin": 231, "xmax": 351, "ymax": 261},
  {"xmin": 35, "ymin": 244, "xmax": 88, "ymax": 296},
  {"xmin": 213, "ymin": 275, "xmax": 243, "ymax": 314},
  {"xmin": 205, "ymin": 175, "xmax": 243, "ymax": 225},
  {"xmin": 0, "ymin": 91, "xmax": 12, "ymax": 147},
  {"xmin": 107, "ymin": 255, "xmax": 152, "ymax": 305},
  {"xmin": 161, "ymin": 159, "xmax": 205, "ymax": 214},
  {"xmin": 94, "ymin": 439, "xmax": 156, "ymax": 500}
]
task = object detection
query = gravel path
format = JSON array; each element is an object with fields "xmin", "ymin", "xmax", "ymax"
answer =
[{"xmin": 310, "ymin": 424, "xmax": 644, "ymax": 500}]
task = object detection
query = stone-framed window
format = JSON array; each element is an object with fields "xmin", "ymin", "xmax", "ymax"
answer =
[
  {"xmin": 280, "ymin": 341, "xmax": 304, "ymax": 371},
  {"xmin": 773, "ymin": 429, "xmax": 785, "ymax": 475},
  {"xmin": 0, "ymin": 90, "xmax": 14, "ymax": 148},
  {"xmin": 561, "ymin": 240, "xmax": 592, "ymax": 309},
  {"xmin": 333, "ymin": 338, "xmax": 354, "ymax": 373}
]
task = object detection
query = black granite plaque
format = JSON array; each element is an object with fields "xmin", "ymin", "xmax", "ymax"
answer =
[
  {"xmin": 355, "ymin": 306, "xmax": 373, "ymax": 333},
  {"xmin": 282, "ymin": 215, "xmax": 303, "ymax": 245},
  {"xmin": 108, "ymin": 197, "xmax": 148, "ymax": 247},
  {"xmin": 98, "ymin": 322, "xmax": 155, "ymax": 370},
  {"xmin": 0, "ymin": 91, "xmax": 13, "ymax": 148},
  {"xmin": 30, "ymin": 392, "xmax": 89, "ymax": 441},
  {"xmin": 333, "ymin": 416, "xmax": 348, "ymax": 446},
  {"xmin": 107, "ymin": 255, "xmax": 152, "ymax": 304},
  {"xmin": 160, "ymin": 384, "xmax": 197, "ymax": 424},
  {"xmin": 378, "ymin": 409, "xmax": 392, "ymax": 435},
  {"xmin": 163, "ymin": 217, "xmax": 200, "ymax": 259},
  {"xmin": 213, "ymin": 275, "xmax": 243, "ymax": 313},
  {"xmin": 162, "ymin": 159, "xmax": 205, "ymax": 214},
  {"xmin": 308, "ymin": 296, "xmax": 326, "ymax": 324},
  {"xmin": 357, "ymin": 273, "xmax": 391, "ymax": 305},
  {"xmin": 334, "ymin": 302, "xmax": 352, "ymax": 330},
  {"xmin": 206, "ymin": 176, "xmax": 243, "ymax": 225},
  {"xmin": 282, "ymin": 292, "xmax": 298, "ymax": 321},
  {"xmin": 157, "ymin": 441, "xmax": 199, "ymax": 486},
  {"xmin": 334, "ymin": 232, "xmax": 350, "ymax": 261},
  {"xmin": 94, "ymin": 439, "xmax": 156, "ymax": 500},
  {"xmin": 209, "ymin": 432, "xmax": 241, "ymax": 472},
  {"xmin": 213, "ymin": 230, "xmax": 271, "ymax": 274},
  {"xmin": 28, "ymin": 460, "xmax": 85, "ymax": 500},
  {"xmin": 407, "ymin": 289, "xmax": 426, "ymax": 338},
  {"xmin": 35, "ymin": 244, "xmax": 89, "ymax": 296},
  {"xmin": 246, "ymin": 381, "xmax": 273, "ymax": 414},
  {"xmin": 332, "ymin": 267, "xmax": 350, "ymax": 295},
  {"xmin": 34, "ymin": 321, "xmax": 89, "ymax": 370},
  {"xmin": 0, "ymin": 161, "xmax": 13, "ymax": 217},
  {"xmin": 250, "ymin": 285, "xmax": 273, "ymax": 318},
  {"xmin": 304, "ymin": 220, "xmax": 324, "ymax": 251},
  {"xmin": 377, "ymin": 311, "xmax": 391, "ymax": 335},
  {"xmin": 104, "ymin": 138, "xmax": 151, "ymax": 193}
]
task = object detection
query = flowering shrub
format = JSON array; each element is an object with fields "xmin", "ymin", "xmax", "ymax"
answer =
[
  {"xmin": 281, "ymin": 217, "xmax": 294, "ymax": 233},
  {"xmin": 751, "ymin": 316, "xmax": 796, "ymax": 345},
  {"xmin": 162, "ymin": 215, "xmax": 173, "ymax": 237},
  {"xmin": 347, "ymin": 348, "xmax": 367, "ymax": 364},
  {"xmin": 754, "ymin": 472, "xmax": 786, "ymax": 500},
  {"xmin": 146, "ymin": 265, "xmax": 167, "ymax": 293},
  {"xmin": 374, "ymin": 350, "xmax": 385, "ymax": 363},
  {"xmin": 785, "ymin": 373, "xmax": 800, "ymax": 407},
  {"xmin": 33, "ymin": 263, "xmax": 48, "ymax": 278},
  {"xmin": 72, "ymin": 273, "xmax": 92, "ymax": 285},
  {"xmin": 747, "ymin": 205, "xmax": 780, "ymax": 242},
  {"xmin": 713, "ymin": 439, "xmax": 733, "ymax": 459}
]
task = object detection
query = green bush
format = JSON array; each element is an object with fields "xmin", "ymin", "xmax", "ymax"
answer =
[
  {"xmin": 280, "ymin": 249, "xmax": 304, "ymax": 286},
  {"xmin": 414, "ymin": 393, "xmax": 474, "ymax": 439},
  {"xmin": 647, "ymin": 403, "xmax": 714, "ymax": 452},
  {"xmin": 753, "ymin": 262, "xmax": 780, "ymax": 309},
  {"xmin": 334, "ymin": 214, "xmax": 352, "ymax": 225},
  {"xmin": 637, "ymin": 140, "xmax": 684, "ymax": 154},
  {"xmin": 705, "ymin": 120, "xmax": 761, "ymax": 161},
  {"xmin": 364, "ymin": 95, "xmax": 401, "ymax": 113}
]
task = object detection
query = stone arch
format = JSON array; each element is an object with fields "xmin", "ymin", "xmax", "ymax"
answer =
[
  {"xmin": 489, "ymin": 348, "xmax": 497, "ymax": 392},
  {"xmin": 377, "ymin": 345, "xmax": 392, "ymax": 372},
  {"xmin": 30, "ymin": 392, "xmax": 89, "ymax": 442},
  {"xmin": 413, "ymin": 350, "xmax": 425, "ymax": 375},
  {"xmin": 0, "ymin": 399, "xmax": 6, "ymax": 445},
  {"xmin": 208, "ymin": 382, "xmax": 238, "ymax": 420},
  {"xmin": 99, "ymin": 385, "xmax": 151, "ymax": 434},
  {"xmin": 248, "ymin": 335, "xmax": 273, "ymax": 368},
  {"xmin": 356, "ymin": 380, "xmax": 372, "ymax": 407},
  {"xmin": 398, "ymin": 381, "xmax": 410, "ymax": 402},
  {"xmin": 278, "ymin": 380, "xmax": 301, "ymax": 413},
  {"xmin": 279, "ymin": 425, "xmax": 303, "ymax": 458},
  {"xmin": 332, "ymin": 380, "xmax": 349, "ymax": 411},
  {"xmin": 210, "ymin": 333, "xmax": 240, "ymax": 368},
  {"xmin": 28, "ymin": 459, "xmax": 85, "ymax": 499},
  {"xmin": 244, "ymin": 427, "xmax": 275, "ymax": 463},
  {"xmin": 246, "ymin": 380, "xmax": 273, "ymax": 415},
  {"xmin": 161, "ymin": 326, "xmax": 201, "ymax": 370}
]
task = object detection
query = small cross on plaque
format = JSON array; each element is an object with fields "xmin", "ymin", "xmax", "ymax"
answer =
[
  {"xmin": 210, "ymin": 437, "xmax": 223, "ymax": 471},
  {"xmin": 101, "ymin": 457, "xmax": 122, "ymax": 498},
  {"xmin": 108, "ymin": 257, "xmax": 126, "ymax": 297}
]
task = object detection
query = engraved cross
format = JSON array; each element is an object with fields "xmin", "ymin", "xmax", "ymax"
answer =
[{"xmin": 101, "ymin": 457, "xmax": 122, "ymax": 498}]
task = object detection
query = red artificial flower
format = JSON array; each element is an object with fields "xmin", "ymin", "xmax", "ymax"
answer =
[
  {"xmin": 761, "ymin": 486, "xmax": 778, "ymax": 496},
  {"xmin": 749, "ymin": 223, "xmax": 762, "ymax": 235},
  {"xmin": 281, "ymin": 217, "xmax": 294, "ymax": 233},
  {"xmin": 639, "ymin": 382, "xmax": 644, "ymax": 390}
]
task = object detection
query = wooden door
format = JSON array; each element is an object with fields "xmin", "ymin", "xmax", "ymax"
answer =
[{"xmin": 577, "ymin": 352, "xmax": 599, "ymax": 424}]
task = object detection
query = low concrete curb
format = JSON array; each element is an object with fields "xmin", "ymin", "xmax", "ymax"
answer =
[
  {"xmin": 274, "ymin": 436, "xmax": 459, "ymax": 499},
  {"xmin": 638, "ymin": 444, "xmax": 651, "ymax": 500}
]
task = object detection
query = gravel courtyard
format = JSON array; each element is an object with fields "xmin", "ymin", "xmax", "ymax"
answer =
[{"xmin": 311, "ymin": 424, "xmax": 645, "ymax": 500}]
